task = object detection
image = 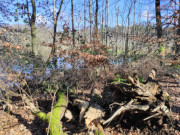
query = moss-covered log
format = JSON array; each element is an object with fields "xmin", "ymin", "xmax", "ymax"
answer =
[
  {"xmin": 22, "ymin": 91, "xmax": 68, "ymax": 135},
  {"xmin": 46, "ymin": 91, "xmax": 67, "ymax": 135}
]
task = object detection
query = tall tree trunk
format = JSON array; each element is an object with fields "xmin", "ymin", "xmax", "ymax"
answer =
[
  {"xmin": 132, "ymin": 0, "xmax": 136, "ymax": 53},
  {"xmin": 105, "ymin": 0, "xmax": 109, "ymax": 46},
  {"xmin": 84, "ymin": 0, "xmax": 86, "ymax": 40},
  {"xmin": 78, "ymin": 0, "xmax": 81, "ymax": 39},
  {"xmin": 124, "ymin": 17, "xmax": 130, "ymax": 63},
  {"xmin": 30, "ymin": 0, "xmax": 37, "ymax": 56},
  {"xmin": 175, "ymin": 0, "xmax": 180, "ymax": 55},
  {"xmin": 101, "ymin": 0, "xmax": 104, "ymax": 44},
  {"xmin": 95, "ymin": 0, "xmax": 98, "ymax": 36},
  {"xmin": 71, "ymin": 0, "xmax": 75, "ymax": 46},
  {"xmin": 155, "ymin": 0, "xmax": 162, "ymax": 38},
  {"xmin": 89, "ymin": 0, "xmax": 92, "ymax": 42},
  {"xmin": 115, "ymin": 4, "xmax": 119, "ymax": 56},
  {"xmin": 52, "ymin": 0, "xmax": 64, "ymax": 54}
]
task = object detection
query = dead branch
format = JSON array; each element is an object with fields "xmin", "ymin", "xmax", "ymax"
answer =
[{"xmin": 103, "ymin": 99, "xmax": 149, "ymax": 125}]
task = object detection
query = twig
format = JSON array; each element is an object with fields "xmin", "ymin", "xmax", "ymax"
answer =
[
  {"xmin": 103, "ymin": 99, "xmax": 134, "ymax": 125},
  {"xmin": 143, "ymin": 112, "xmax": 162, "ymax": 121}
]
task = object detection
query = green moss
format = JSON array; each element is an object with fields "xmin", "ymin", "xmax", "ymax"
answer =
[
  {"xmin": 112, "ymin": 74, "xmax": 131, "ymax": 86},
  {"xmin": 35, "ymin": 91, "xmax": 67, "ymax": 135},
  {"xmin": 46, "ymin": 91, "xmax": 67, "ymax": 135},
  {"xmin": 95, "ymin": 129, "xmax": 104, "ymax": 135},
  {"xmin": 35, "ymin": 111, "xmax": 47, "ymax": 121}
]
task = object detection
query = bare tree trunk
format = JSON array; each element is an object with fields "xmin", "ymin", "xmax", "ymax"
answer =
[
  {"xmin": 95, "ymin": 0, "xmax": 98, "ymax": 36},
  {"xmin": 28, "ymin": 0, "xmax": 37, "ymax": 56},
  {"xmin": 115, "ymin": 0, "xmax": 119, "ymax": 56},
  {"xmin": 52, "ymin": 0, "xmax": 64, "ymax": 54},
  {"xmin": 178, "ymin": 0, "xmax": 180, "ymax": 35},
  {"xmin": 78, "ymin": 0, "xmax": 81, "ymax": 39},
  {"xmin": 89, "ymin": 0, "xmax": 92, "ymax": 42},
  {"xmin": 71, "ymin": 0, "xmax": 75, "ymax": 46},
  {"xmin": 84, "ymin": 0, "xmax": 86, "ymax": 40},
  {"xmin": 132, "ymin": 0, "xmax": 136, "ymax": 54},
  {"xmin": 175, "ymin": 0, "xmax": 180, "ymax": 55},
  {"xmin": 105, "ymin": 0, "xmax": 109, "ymax": 46},
  {"xmin": 101, "ymin": 0, "xmax": 104, "ymax": 44},
  {"xmin": 155, "ymin": 0, "xmax": 162, "ymax": 38},
  {"xmin": 124, "ymin": 17, "xmax": 130, "ymax": 63}
]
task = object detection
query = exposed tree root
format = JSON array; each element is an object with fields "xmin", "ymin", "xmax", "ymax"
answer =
[{"xmin": 103, "ymin": 69, "xmax": 173, "ymax": 126}]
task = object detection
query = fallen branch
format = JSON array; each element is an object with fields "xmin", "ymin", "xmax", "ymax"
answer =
[{"xmin": 103, "ymin": 99, "xmax": 150, "ymax": 125}]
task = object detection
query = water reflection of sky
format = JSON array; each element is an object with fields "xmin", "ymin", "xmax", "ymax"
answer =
[{"xmin": 0, "ymin": 56, "xmax": 127, "ymax": 90}]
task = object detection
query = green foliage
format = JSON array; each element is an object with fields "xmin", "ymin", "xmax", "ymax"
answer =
[
  {"xmin": 159, "ymin": 46, "xmax": 165, "ymax": 53},
  {"xmin": 131, "ymin": 54, "xmax": 144, "ymax": 62},
  {"xmin": 83, "ymin": 48, "xmax": 97, "ymax": 55},
  {"xmin": 167, "ymin": 95, "xmax": 170, "ymax": 101},
  {"xmin": 102, "ymin": 48, "xmax": 111, "ymax": 55},
  {"xmin": 45, "ymin": 83, "xmax": 58, "ymax": 93},
  {"xmin": 69, "ymin": 89, "xmax": 75, "ymax": 94},
  {"xmin": 138, "ymin": 75, "xmax": 145, "ymax": 84},
  {"xmin": 112, "ymin": 74, "xmax": 131, "ymax": 85}
]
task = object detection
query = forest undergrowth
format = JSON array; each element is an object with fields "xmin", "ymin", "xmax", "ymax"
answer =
[{"xmin": 0, "ymin": 35, "xmax": 179, "ymax": 135}]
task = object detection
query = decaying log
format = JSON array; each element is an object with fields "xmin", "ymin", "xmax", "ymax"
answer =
[
  {"xmin": 73, "ymin": 99, "xmax": 89, "ymax": 122},
  {"xmin": 103, "ymin": 69, "xmax": 172, "ymax": 125}
]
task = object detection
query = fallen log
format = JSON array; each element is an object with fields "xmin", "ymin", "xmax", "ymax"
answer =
[{"xmin": 7, "ymin": 90, "xmax": 67, "ymax": 135}]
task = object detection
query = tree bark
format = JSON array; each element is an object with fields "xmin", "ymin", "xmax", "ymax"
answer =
[
  {"xmin": 95, "ymin": 0, "xmax": 98, "ymax": 36},
  {"xmin": 52, "ymin": 0, "xmax": 64, "ymax": 54},
  {"xmin": 84, "ymin": 0, "xmax": 86, "ymax": 40},
  {"xmin": 155, "ymin": 0, "xmax": 162, "ymax": 38},
  {"xmin": 124, "ymin": 17, "xmax": 130, "ymax": 63},
  {"xmin": 175, "ymin": 0, "xmax": 180, "ymax": 55},
  {"xmin": 101, "ymin": 0, "xmax": 104, "ymax": 44},
  {"xmin": 30, "ymin": 0, "xmax": 37, "ymax": 56},
  {"xmin": 105, "ymin": 0, "xmax": 109, "ymax": 46},
  {"xmin": 89, "ymin": 0, "xmax": 92, "ymax": 42},
  {"xmin": 78, "ymin": 0, "xmax": 81, "ymax": 39},
  {"xmin": 71, "ymin": 0, "xmax": 75, "ymax": 46}
]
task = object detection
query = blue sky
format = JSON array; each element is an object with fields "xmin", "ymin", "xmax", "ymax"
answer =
[{"xmin": 0, "ymin": 0, "xmax": 179, "ymax": 30}]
